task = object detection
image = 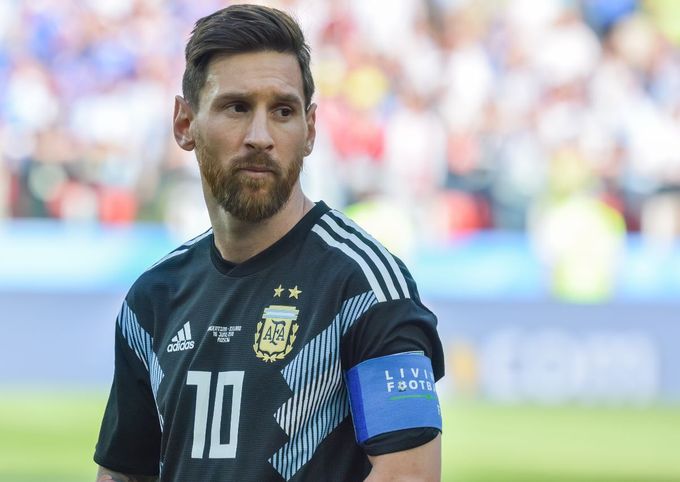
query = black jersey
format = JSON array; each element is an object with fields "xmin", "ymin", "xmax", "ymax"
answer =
[{"xmin": 95, "ymin": 201, "xmax": 444, "ymax": 482}]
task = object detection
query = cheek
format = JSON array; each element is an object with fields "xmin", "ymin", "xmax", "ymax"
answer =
[
  {"xmin": 276, "ymin": 124, "xmax": 308, "ymax": 152},
  {"xmin": 205, "ymin": 127, "xmax": 240, "ymax": 150},
  {"xmin": 198, "ymin": 115, "xmax": 243, "ymax": 145}
]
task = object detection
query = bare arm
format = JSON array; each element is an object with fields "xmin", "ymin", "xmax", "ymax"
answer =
[
  {"xmin": 364, "ymin": 434, "xmax": 441, "ymax": 482},
  {"xmin": 96, "ymin": 465, "xmax": 158, "ymax": 482}
]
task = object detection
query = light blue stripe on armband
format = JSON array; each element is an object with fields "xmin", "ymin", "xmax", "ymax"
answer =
[{"xmin": 345, "ymin": 352, "xmax": 442, "ymax": 445}]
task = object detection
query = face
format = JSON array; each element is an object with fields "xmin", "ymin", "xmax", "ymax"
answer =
[{"xmin": 174, "ymin": 50, "xmax": 316, "ymax": 222}]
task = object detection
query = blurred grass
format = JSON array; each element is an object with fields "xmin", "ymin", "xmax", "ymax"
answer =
[
  {"xmin": 442, "ymin": 401, "xmax": 680, "ymax": 482},
  {"xmin": 0, "ymin": 391, "xmax": 679, "ymax": 481},
  {"xmin": 0, "ymin": 391, "xmax": 105, "ymax": 482}
]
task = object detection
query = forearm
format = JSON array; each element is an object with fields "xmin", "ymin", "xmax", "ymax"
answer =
[
  {"xmin": 364, "ymin": 435, "xmax": 441, "ymax": 482},
  {"xmin": 96, "ymin": 465, "xmax": 158, "ymax": 482},
  {"xmin": 364, "ymin": 469, "xmax": 413, "ymax": 481},
  {"xmin": 364, "ymin": 468, "xmax": 433, "ymax": 482}
]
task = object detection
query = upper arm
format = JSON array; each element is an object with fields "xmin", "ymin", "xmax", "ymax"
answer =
[
  {"xmin": 94, "ymin": 300, "xmax": 161, "ymax": 475},
  {"xmin": 96, "ymin": 465, "xmax": 159, "ymax": 482},
  {"xmin": 341, "ymin": 299, "xmax": 444, "ymax": 456},
  {"xmin": 365, "ymin": 434, "xmax": 441, "ymax": 482}
]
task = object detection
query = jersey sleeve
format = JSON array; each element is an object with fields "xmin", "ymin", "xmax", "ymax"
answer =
[
  {"xmin": 341, "ymin": 296, "xmax": 445, "ymax": 456},
  {"xmin": 94, "ymin": 301, "xmax": 161, "ymax": 475}
]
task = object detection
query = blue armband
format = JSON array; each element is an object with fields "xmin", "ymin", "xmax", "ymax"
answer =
[{"xmin": 345, "ymin": 352, "xmax": 442, "ymax": 445}]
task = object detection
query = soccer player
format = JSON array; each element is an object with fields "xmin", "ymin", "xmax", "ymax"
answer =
[{"xmin": 94, "ymin": 4, "xmax": 444, "ymax": 481}]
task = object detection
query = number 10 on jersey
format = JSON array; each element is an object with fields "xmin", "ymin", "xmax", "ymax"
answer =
[{"xmin": 186, "ymin": 371, "xmax": 244, "ymax": 458}]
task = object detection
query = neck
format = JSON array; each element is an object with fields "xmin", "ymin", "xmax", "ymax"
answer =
[{"xmin": 206, "ymin": 184, "xmax": 313, "ymax": 264}]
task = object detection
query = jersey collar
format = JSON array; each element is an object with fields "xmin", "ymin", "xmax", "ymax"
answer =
[{"xmin": 209, "ymin": 201, "xmax": 330, "ymax": 277}]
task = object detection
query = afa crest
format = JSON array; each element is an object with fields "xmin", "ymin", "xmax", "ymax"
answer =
[{"xmin": 253, "ymin": 305, "xmax": 299, "ymax": 362}]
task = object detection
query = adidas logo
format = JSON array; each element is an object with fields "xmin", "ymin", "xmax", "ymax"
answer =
[{"xmin": 167, "ymin": 321, "xmax": 195, "ymax": 353}]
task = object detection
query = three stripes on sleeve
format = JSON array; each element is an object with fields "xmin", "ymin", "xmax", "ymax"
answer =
[{"xmin": 311, "ymin": 210, "xmax": 413, "ymax": 303}]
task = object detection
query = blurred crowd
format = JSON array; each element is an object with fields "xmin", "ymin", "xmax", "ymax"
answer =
[{"xmin": 2, "ymin": 0, "xmax": 680, "ymax": 247}]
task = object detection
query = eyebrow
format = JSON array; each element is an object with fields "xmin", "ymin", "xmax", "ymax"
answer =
[{"xmin": 210, "ymin": 91, "xmax": 303, "ymax": 108}]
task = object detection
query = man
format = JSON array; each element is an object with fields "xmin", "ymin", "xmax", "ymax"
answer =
[{"xmin": 94, "ymin": 4, "xmax": 444, "ymax": 481}]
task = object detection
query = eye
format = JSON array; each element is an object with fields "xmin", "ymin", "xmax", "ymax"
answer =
[
  {"xmin": 275, "ymin": 106, "xmax": 294, "ymax": 118},
  {"xmin": 223, "ymin": 102, "xmax": 248, "ymax": 114}
]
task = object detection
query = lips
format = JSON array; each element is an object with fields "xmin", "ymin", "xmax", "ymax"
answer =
[
  {"xmin": 232, "ymin": 153, "xmax": 280, "ymax": 175},
  {"xmin": 240, "ymin": 166, "xmax": 273, "ymax": 172}
]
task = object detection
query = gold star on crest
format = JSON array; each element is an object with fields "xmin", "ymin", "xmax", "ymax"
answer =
[
  {"xmin": 288, "ymin": 286, "xmax": 302, "ymax": 299},
  {"xmin": 273, "ymin": 285, "xmax": 284, "ymax": 297}
]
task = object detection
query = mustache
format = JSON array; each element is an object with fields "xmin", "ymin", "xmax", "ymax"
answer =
[{"xmin": 231, "ymin": 152, "xmax": 280, "ymax": 174}]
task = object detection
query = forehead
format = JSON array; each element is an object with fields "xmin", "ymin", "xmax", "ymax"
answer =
[{"xmin": 200, "ymin": 51, "xmax": 304, "ymax": 107}]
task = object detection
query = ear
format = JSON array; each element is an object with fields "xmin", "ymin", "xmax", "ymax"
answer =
[
  {"xmin": 304, "ymin": 103, "xmax": 317, "ymax": 156},
  {"xmin": 173, "ymin": 95, "xmax": 195, "ymax": 151}
]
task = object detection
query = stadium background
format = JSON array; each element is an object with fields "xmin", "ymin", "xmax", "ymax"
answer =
[{"xmin": 1, "ymin": 0, "xmax": 679, "ymax": 480}]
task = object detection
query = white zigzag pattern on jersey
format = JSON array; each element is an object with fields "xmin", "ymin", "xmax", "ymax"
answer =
[
  {"xmin": 117, "ymin": 300, "xmax": 165, "ymax": 430},
  {"xmin": 269, "ymin": 291, "xmax": 378, "ymax": 480}
]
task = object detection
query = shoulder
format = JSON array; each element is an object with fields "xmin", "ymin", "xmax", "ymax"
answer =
[
  {"xmin": 308, "ymin": 208, "xmax": 418, "ymax": 303},
  {"xmin": 127, "ymin": 227, "xmax": 213, "ymax": 308},
  {"xmin": 145, "ymin": 228, "xmax": 213, "ymax": 275}
]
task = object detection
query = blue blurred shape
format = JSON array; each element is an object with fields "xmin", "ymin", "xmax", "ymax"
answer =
[
  {"xmin": 581, "ymin": 0, "xmax": 638, "ymax": 34},
  {"xmin": 414, "ymin": 232, "xmax": 546, "ymax": 300},
  {"xmin": 0, "ymin": 220, "xmax": 177, "ymax": 291},
  {"xmin": 617, "ymin": 236, "xmax": 680, "ymax": 301},
  {"xmin": 0, "ymin": 221, "xmax": 678, "ymax": 302}
]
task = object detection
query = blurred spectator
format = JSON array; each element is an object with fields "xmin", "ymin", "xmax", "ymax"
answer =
[
  {"xmin": 529, "ymin": 146, "xmax": 627, "ymax": 302},
  {"xmin": 1, "ymin": 0, "xmax": 680, "ymax": 251}
]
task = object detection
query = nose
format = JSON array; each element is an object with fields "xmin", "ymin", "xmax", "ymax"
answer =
[{"xmin": 244, "ymin": 108, "xmax": 274, "ymax": 151}]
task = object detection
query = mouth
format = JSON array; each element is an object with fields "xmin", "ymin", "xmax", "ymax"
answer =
[
  {"xmin": 236, "ymin": 166, "xmax": 277, "ymax": 179},
  {"xmin": 232, "ymin": 153, "xmax": 279, "ymax": 176}
]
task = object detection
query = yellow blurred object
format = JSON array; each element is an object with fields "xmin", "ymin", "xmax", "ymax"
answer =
[
  {"xmin": 644, "ymin": 0, "xmax": 680, "ymax": 45},
  {"xmin": 548, "ymin": 147, "xmax": 592, "ymax": 198},
  {"xmin": 532, "ymin": 195, "xmax": 626, "ymax": 303},
  {"xmin": 449, "ymin": 340, "xmax": 479, "ymax": 398},
  {"xmin": 531, "ymin": 146, "xmax": 628, "ymax": 302},
  {"xmin": 313, "ymin": 56, "xmax": 347, "ymax": 98},
  {"xmin": 342, "ymin": 65, "xmax": 389, "ymax": 110},
  {"xmin": 343, "ymin": 197, "xmax": 415, "ymax": 261}
]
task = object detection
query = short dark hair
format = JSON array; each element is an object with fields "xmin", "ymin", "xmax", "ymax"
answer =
[{"xmin": 182, "ymin": 4, "xmax": 314, "ymax": 110}]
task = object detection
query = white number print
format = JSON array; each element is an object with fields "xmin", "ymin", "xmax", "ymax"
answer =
[{"xmin": 186, "ymin": 370, "xmax": 244, "ymax": 459}]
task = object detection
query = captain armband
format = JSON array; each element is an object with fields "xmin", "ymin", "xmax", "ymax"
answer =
[{"xmin": 345, "ymin": 352, "xmax": 442, "ymax": 445}]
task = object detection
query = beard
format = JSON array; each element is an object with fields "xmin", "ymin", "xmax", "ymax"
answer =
[{"xmin": 196, "ymin": 142, "xmax": 303, "ymax": 223}]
